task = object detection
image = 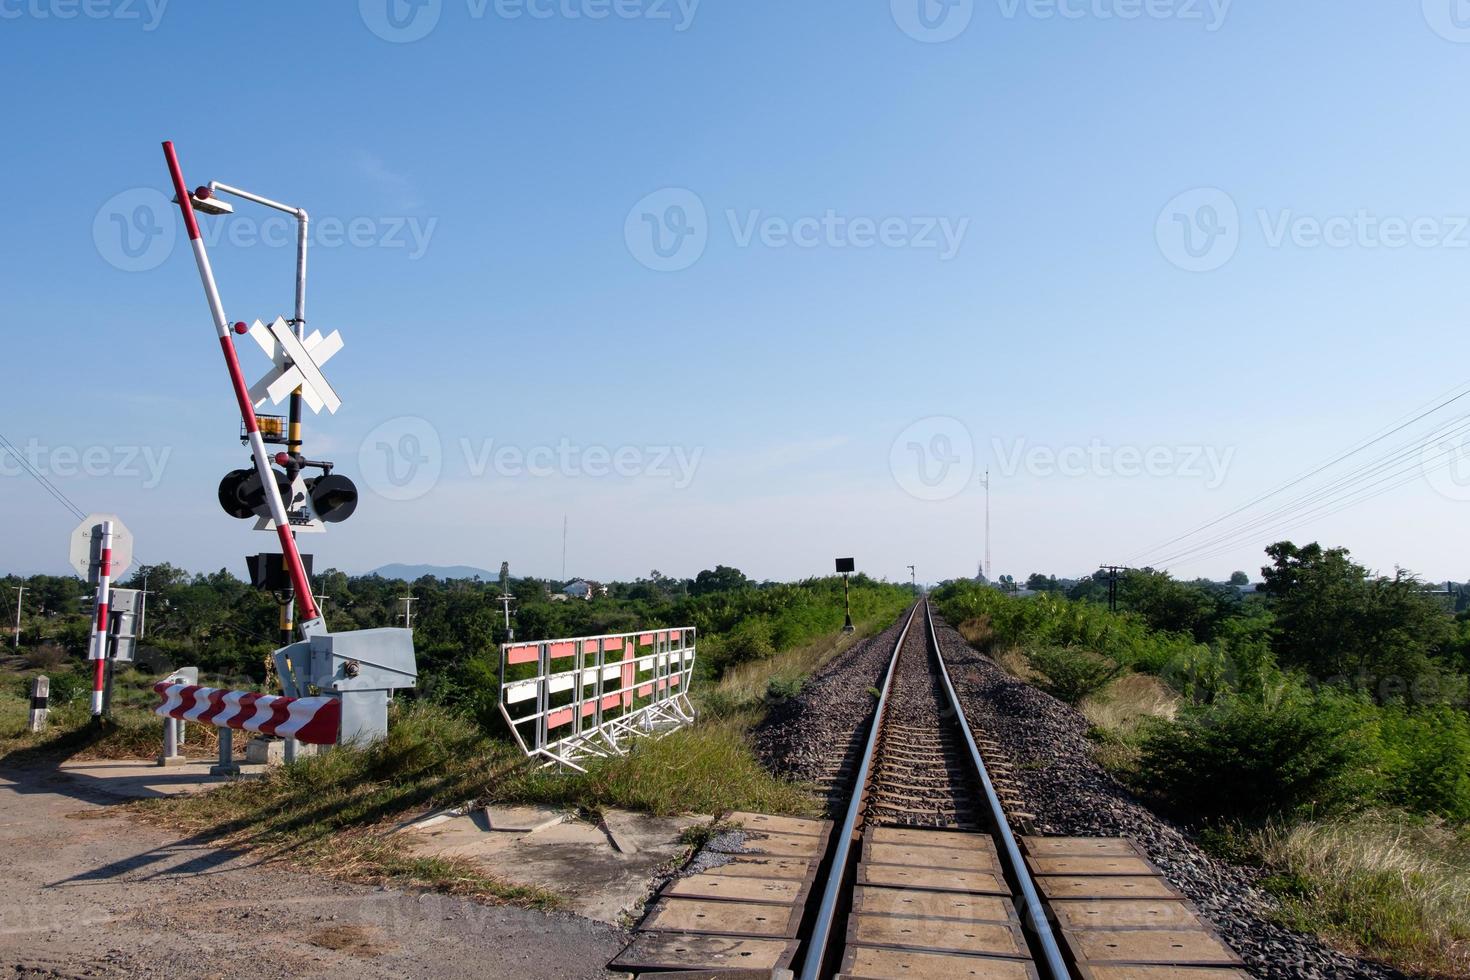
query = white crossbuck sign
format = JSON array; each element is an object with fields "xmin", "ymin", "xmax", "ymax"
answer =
[{"xmin": 247, "ymin": 316, "xmax": 344, "ymax": 414}]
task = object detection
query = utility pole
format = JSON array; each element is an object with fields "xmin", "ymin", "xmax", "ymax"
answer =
[
  {"xmin": 399, "ymin": 595, "xmax": 417, "ymax": 629},
  {"xmin": 1100, "ymin": 565, "xmax": 1125, "ymax": 613},
  {"xmin": 498, "ymin": 560, "xmax": 514, "ymax": 641},
  {"xmin": 981, "ymin": 468, "xmax": 992, "ymax": 581},
  {"xmin": 10, "ymin": 585, "xmax": 25, "ymax": 648},
  {"xmin": 137, "ymin": 571, "xmax": 154, "ymax": 638},
  {"xmin": 497, "ymin": 591, "xmax": 515, "ymax": 641},
  {"xmin": 907, "ymin": 564, "xmax": 917, "ymax": 595}
]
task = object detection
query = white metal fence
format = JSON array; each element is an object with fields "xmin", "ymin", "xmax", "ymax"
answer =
[{"xmin": 497, "ymin": 627, "xmax": 696, "ymax": 771}]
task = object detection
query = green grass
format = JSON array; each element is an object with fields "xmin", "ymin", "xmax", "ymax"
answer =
[
  {"xmin": 493, "ymin": 713, "xmax": 817, "ymax": 818},
  {"xmin": 1247, "ymin": 813, "xmax": 1470, "ymax": 978}
]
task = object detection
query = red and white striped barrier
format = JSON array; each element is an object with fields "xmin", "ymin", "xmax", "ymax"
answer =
[{"xmin": 154, "ymin": 681, "xmax": 340, "ymax": 746}]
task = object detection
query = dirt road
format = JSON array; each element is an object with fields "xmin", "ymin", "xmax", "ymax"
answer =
[{"xmin": 0, "ymin": 766, "xmax": 626, "ymax": 979}]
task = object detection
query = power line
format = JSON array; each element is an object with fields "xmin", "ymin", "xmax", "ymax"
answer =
[
  {"xmin": 1130, "ymin": 378, "xmax": 1470, "ymax": 565},
  {"xmin": 0, "ymin": 432, "xmax": 87, "ymax": 521},
  {"xmin": 1159, "ymin": 439, "xmax": 1468, "ymax": 571},
  {"xmin": 1146, "ymin": 414, "xmax": 1470, "ymax": 568}
]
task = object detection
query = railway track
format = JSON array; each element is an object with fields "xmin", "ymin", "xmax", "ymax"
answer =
[
  {"xmin": 797, "ymin": 599, "xmax": 1069, "ymax": 979},
  {"xmin": 612, "ymin": 602, "xmax": 1249, "ymax": 979}
]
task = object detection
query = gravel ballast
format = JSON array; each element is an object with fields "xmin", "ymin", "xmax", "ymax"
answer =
[{"xmin": 752, "ymin": 603, "xmax": 1411, "ymax": 980}]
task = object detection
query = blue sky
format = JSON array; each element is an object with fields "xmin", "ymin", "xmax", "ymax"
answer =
[{"xmin": 5, "ymin": 1, "xmax": 1470, "ymax": 586}]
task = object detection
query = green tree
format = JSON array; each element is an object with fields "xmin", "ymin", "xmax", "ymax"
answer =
[
  {"xmin": 691, "ymin": 565, "xmax": 751, "ymax": 596},
  {"xmin": 1260, "ymin": 542, "xmax": 1452, "ymax": 694}
]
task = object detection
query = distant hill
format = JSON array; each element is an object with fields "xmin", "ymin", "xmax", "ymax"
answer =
[{"xmin": 368, "ymin": 563, "xmax": 496, "ymax": 581}]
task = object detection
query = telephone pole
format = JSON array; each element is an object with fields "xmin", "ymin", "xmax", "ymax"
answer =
[
  {"xmin": 1100, "ymin": 565, "xmax": 1125, "ymax": 613},
  {"xmin": 399, "ymin": 595, "xmax": 417, "ymax": 629},
  {"xmin": 137, "ymin": 571, "xmax": 154, "ymax": 637},
  {"xmin": 10, "ymin": 585, "xmax": 25, "ymax": 648},
  {"xmin": 979, "ymin": 468, "xmax": 992, "ymax": 581}
]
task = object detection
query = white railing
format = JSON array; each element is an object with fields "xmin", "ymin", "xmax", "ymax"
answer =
[{"xmin": 498, "ymin": 627, "xmax": 696, "ymax": 771}]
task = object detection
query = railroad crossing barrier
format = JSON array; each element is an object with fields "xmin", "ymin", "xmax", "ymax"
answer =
[
  {"xmin": 498, "ymin": 628, "xmax": 696, "ymax": 771},
  {"xmin": 153, "ymin": 627, "xmax": 418, "ymax": 774}
]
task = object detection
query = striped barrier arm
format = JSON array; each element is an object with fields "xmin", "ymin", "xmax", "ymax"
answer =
[{"xmin": 153, "ymin": 681, "xmax": 340, "ymax": 746}]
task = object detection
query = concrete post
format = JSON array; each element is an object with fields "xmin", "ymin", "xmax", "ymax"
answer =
[{"xmin": 28, "ymin": 675, "xmax": 48, "ymax": 733}]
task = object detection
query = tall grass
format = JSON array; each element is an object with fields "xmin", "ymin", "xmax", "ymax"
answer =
[{"xmin": 1253, "ymin": 813, "xmax": 1470, "ymax": 977}]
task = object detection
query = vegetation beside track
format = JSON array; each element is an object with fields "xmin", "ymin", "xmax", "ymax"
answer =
[
  {"xmin": 934, "ymin": 542, "xmax": 1470, "ymax": 977},
  {"xmin": 3, "ymin": 569, "xmax": 908, "ymax": 905}
]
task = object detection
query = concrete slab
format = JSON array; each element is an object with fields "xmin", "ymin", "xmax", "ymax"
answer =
[
  {"xmin": 405, "ymin": 807, "xmax": 711, "ymax": 925},
  {"xmin": 55, "ymin": 758, "xmax": 266, "ymax": 800},
  {"xmin": 482, "ymin": 804, "xmax": 567, "ymax": 834}
]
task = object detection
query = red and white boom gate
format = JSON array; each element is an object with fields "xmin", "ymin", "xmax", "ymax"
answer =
[
  {"xmin": 498, "ymin": 628, "xmax": 697, "ymax": 771},
  {"xmin": 159, "ymin": 141, "xmax": 418, "ymax": 756}
]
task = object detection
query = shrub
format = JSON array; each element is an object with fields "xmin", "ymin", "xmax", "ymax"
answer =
[
  {"xmin": 24, "ymin": 644, "xmax": 68, "ymax": 670},
  {"xmin": 1026, "ymin": 646, "xmax": 1126, "ymax": 704},
  {"xmin": 717, "ymin": 617, "xmax": 775, "ymax": 668},
  {"xmin": 1376, "ymin": 707, "xmax": 1470, "ymax": 822},
  {"xmin": 1136, "ymin": 693, "xmax": 1378, "ymax": 822},
  {"xmin": 46, "ymin": 671, "xmax": 90, "ymax": 707}
]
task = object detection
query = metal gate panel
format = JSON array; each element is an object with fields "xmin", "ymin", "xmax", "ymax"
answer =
[{"xmin": 498, "ymin": 627, "xmax": 696, "ymax": 771}]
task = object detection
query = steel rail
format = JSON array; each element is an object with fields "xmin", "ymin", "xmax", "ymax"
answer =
[
  {"xmin": 925, "ymin": 600, "xmax": 1071, "ymax": 980},
  {"xmin": 796, "ymin": 601, "xmax": 920, "ymax": 980}
]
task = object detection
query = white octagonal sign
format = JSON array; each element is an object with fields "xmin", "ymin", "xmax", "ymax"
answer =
[{"xmin": 69, "ymin": 512, "xmax": 133, "ymax": 582}]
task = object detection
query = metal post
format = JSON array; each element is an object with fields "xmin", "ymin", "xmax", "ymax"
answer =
[
  {"xmin": 842, "ymin": 573, "xmax": 854, "ymax": 633},
  {"xmin": 161, "ymin": 142, "xmax": 321, "ymax": 633},
  {"xmin": 211, "ymin": 727, "xmax": 240, "ymax": 776},
  {"xmin": 87, "ymin": 521, "xmax": 114, "ymax": 718},
  {"xmin": 159, "ymin": 716, "xmax": 185, "ymax": 766}
]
